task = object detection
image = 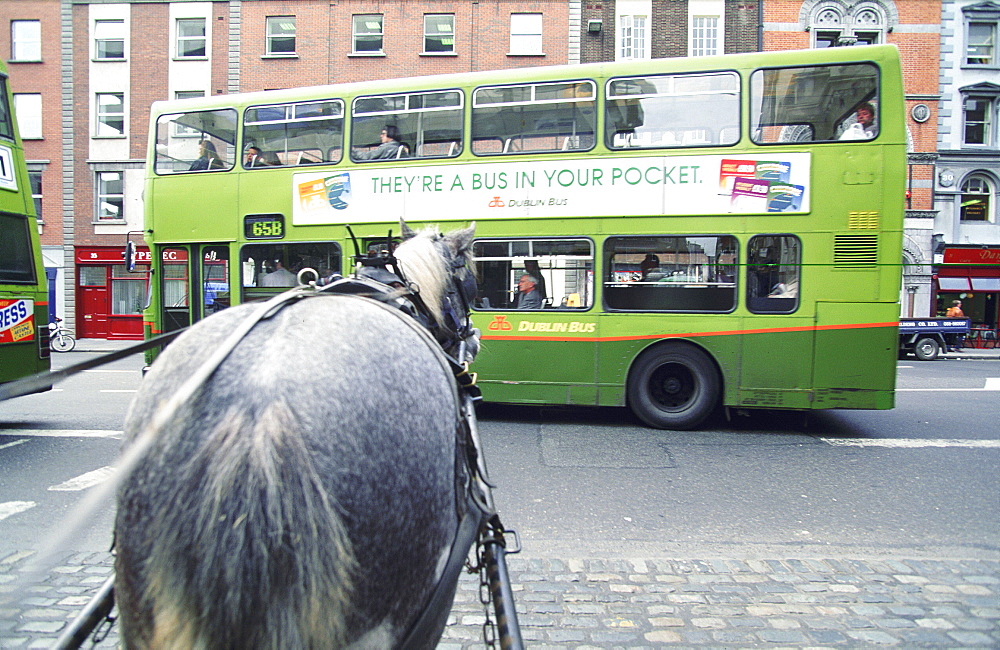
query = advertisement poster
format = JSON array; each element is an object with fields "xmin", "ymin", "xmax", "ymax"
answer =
[
  {"xmin": 291, "ymin": 153, "xmax": 811, "ymax": 225},
  {"xmin": 0, "ymin": 299, "xmax": 35, "ymax": 344}
]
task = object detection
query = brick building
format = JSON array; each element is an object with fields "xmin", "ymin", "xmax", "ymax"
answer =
[{"xmin": 4, "ymin": 0, "xmax": 993, "ymax": 337}]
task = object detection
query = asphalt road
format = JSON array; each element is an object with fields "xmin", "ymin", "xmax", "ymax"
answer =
[{"xmin": 0, "ymin": 348, "xmax": 997, "ymax": 646}]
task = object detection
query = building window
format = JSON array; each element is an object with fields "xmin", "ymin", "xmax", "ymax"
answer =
[
  {"xmin": 509, "ymin": 13, "xmax": 543, "ymax": 55},
  {"xmin": 964, "ymin": 96, "xmax": 994, "ymax": 145},
  {"xmin": 353, "ymin": 15, "xmax": 383, "ymax": 53},
  {"xmin": 28, "ymin": 170, "xmax": 42, "ymax": 223},
  {"xmin": 266, "ymin": 16, "xmax": 296, "ymax": 55},
  {"xmin": 968, "ymin": 22, "xmax": 996, "ymax": 65},
  {"xmin": 11, "ymin": 20, "xmax": 41, "ymax": 61},
  {"xmin": 618, "ymin": 15, "xmax": 648, "ymax": 60},
  {"xmin": 96, "ymin": 93, "xmax": 125, "ymax": 137},
  {"xmin": 97, "ymin": 171, "xmax": 124, "ymax": 221},
  {"xmin": 809, "ymin": 2, "xmax": 884, "ymax": 48},
  {"xmin": 176, "ymin": 18, "xmax": 206, "ymax": 58},
  {"xmin": 94, "ymin": 19, "xmax": 125, "ymax": 60},
  {"xmin": 13, "ymin": 94, "xmax": 42, "ymax": 139},
  {"xmin": 960, "ymin": 175, "xmax": 992, "ymax": 222},
  {"xmin": 690, "ymin": 16, "xmax": 720, "ymax": 57},
  {"xmin": 424, "ymin": 14, "xmax": 455, "ymax": 53}
]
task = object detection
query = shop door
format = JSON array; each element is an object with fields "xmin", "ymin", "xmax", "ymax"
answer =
[{"xmin": 77, "ymin": 266, "xmax": 109, "ymax": 338}]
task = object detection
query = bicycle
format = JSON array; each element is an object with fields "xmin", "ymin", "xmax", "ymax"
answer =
[{"xmin": 49, "ymin": 318, "xmax": 76, "ymax": 352}]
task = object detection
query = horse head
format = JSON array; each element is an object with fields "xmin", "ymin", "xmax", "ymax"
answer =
[{"xmin": 394, "ymin": 221, "xmax": 478, "ymax": 362}]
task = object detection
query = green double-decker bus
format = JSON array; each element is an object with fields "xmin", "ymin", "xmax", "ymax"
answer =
[
  {"xmin": 0, "ymin": 61, "xmax": 50, "ymax": 389},
  {"xmin": 142, "ymin": 45, "xmax": 905, "ymax": 429}
]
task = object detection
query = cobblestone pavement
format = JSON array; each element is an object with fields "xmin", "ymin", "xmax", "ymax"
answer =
[{"xmin": 1, "ymin": 550, "xmax": 997, "ymax": 648}]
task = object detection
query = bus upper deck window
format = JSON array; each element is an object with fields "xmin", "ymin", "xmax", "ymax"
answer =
[
  {"xmin": 350, "ymin": 90, "xmax": 463, "ymax": 161},
  {"xmin": 154, "ymin": 109, "xmax": 237, "ymax": 174},
  {"xmin": 243, "ymin": 99, "xmax": 344, "ymax": 167},
  {"xmin": 605, "ymin": 72, "xmax": 740, "ymax": 150},
  {"xmin": 471, "ymin": 80, "xmax": 597, "ymax": 155},
  {"xmin": 750, "ymin": 63, "xmax": 879, "ymax": 144}
]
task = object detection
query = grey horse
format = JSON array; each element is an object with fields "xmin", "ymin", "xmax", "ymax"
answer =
[{"xmin": 114, "ymin": 223, "xmax": 477, "ymax": 648}]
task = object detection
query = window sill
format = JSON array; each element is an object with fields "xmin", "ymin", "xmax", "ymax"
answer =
[
  {"xmin": 93, "ymin": 219, "xmax": 127, "ymax": 225},
  {"xmin": 173, "ymin": 56, "xmax": 209, "ymax": 62},
  {"xmin": 348, "ymin": 52, "xmax": 386, "ymax": 58},
  {"xmin": 7, "ymin": 58, "xmax": 43, "ymax": 64},
  {"xmin": 92, "ymin": 57, "xmax": 127, "ymax": 63},
  {"xmin": 420, "ymin": 51, "xmax": 457, "ymax": 57},
  {"xmin": 93, "ymin": 135, "xmax": 127, "ymax": 140},
  {"xmin": 507, "ymin": 52, "xmax": 546, "ymax": 57},
  {"xmin": 262, "ymin": 53, "xmax": 298, "ymax": 59}
]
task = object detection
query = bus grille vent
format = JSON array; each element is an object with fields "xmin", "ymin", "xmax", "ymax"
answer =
[
  {"xmin": 834, "ymin": 235, "xmax": 878, "ymax": 268},
  {"xmin": 848, "ymin": 211, "xmax": 879, "ymax": 229}
]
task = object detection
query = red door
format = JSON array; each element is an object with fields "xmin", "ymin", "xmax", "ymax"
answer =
[{"xmin": 77, "ymin": 266, "xmax": 109, "ymax": 338}]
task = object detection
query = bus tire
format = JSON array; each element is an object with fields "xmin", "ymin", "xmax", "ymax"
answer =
[
  {"xmin": 913, "ymin": 337, "xmax": 939, "ymax": 361},
  {"xmin": 627, "ymin": 344, "xmax": 720, "ymax": 430}
]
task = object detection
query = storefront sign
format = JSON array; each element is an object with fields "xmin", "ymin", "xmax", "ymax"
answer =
[{"xmin": 943, "ymin": 247, "xmax": 1000, "ymax": 265}]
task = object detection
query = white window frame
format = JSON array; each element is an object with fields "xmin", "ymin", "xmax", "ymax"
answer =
[
  {"xmin": 509, "ymin": 13, "xmax": 543, "ymax": 56},
  {"xmin": 617, "ymin": 15, "xmax": 649, "ymax": 60},
  {"xmin": 176, "ymin": 17, "xmax": 207, "ymax": 59},
  {"xmin": 352, "ymin": 14, "xmax": 384, "ymax": 54},
  {"xmin": 265, "ymin": 16, "xmax": 296, "ymax": 56},
  {"xmin": 94, "ymin": 18, "xmax": 126, "ymax": 60},
  {"xmin": 96, "ymin": 171, "xmax": 125, "ymax": 222},
  {"xmin": 95, "ymin": 92, "xmax": 125, "ymax": 137},
  {"xmin": 423, "ymin": 14, "xmax": 455, "ymax": 54},
  {"xmin": 959, "ymin": 174, "xmax": 993, "ymax": 222},
  {"xmin": 690, "ymin": 16, "xmax": 720, "ymax": 57},
  {"xmin": 809, "ymin": 2, "xmax": 884, "ymax": 48},
  {"xmin": 13, "ymin": 93, "xmax": 42, "ymax": 139},
  {"xmin": 11, "ymin": 20, "xmax": 42, "ymax": 62},
  {"xmin": 962, "ymin": 94, "xmax": 997, "ymax": 147}
]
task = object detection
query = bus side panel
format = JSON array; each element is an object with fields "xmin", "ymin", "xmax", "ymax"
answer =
[
  {"xmin": 737, "ymin": 322, "xmax": 815, "ymax": 410},
  {"xmin": 148, "ymin": 175, "xmax": 239, "ymax": 241},
  {"xmin": 811, "ymin": 302, "xmax": 897, "ymax": 410}
]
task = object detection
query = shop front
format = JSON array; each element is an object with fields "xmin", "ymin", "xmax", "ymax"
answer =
[
  {"xmin": 934, "ymin": 246, "xmax": 1000, "ymax": 339},
  {"xmin": 75, "ymin": 246, "xmax": 150, "ymax": 340}
]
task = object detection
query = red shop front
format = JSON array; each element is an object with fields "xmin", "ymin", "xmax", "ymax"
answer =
[
  {"xmin": 75, "ymin": 246, "xmax": 151, "ymax": 340},
  {"xmin": 935, "ymin": 246, "xmax": 1000, "ymax": 328}
]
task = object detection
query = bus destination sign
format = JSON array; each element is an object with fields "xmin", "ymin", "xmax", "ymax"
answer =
[{"xmin": 244, "ymin": 214, "xmax": 285, "ymax": 240}]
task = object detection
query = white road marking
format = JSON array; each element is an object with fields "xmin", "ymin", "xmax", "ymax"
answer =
[
  {"xmin": 822, "ymin": 438, "xmax": 1000, "ymax": 448},
  {"xmin": 99, "ymin": 389, "xmax": 137, "ymax": 393},
  {"xmin": 0, "ymin": 429, "xmax": 122, "ymax": 438},
  {"xmin": 898, "ymin": 377, "xmax": 1000, "ymax": 392},
  {"xmin": 0, "ymin": 501, "xmax": 36, "ymax": 521},
  {"xmin": 48, "ymin": 466, "xmax": 116, "ymax": 491},
  {"xmin": 0, "ymin": 439, "xmax": 30, "ymax": 451},
  {"xmin": 83, "ymin": 370, "xmax": 136, "ymax": 373}
]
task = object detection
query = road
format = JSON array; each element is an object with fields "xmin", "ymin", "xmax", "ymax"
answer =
[{"xmin": 1, "ymin": 347, "xmax": 997, "ymax": 646}]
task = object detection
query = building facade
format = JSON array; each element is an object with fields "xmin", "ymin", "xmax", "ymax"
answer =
[{"xmin": 935, "ymin": 0, "xmax": 1000, "ymax": 329}]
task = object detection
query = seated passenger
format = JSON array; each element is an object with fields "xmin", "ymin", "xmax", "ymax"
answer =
[
  {"xmin": 354, "ymin": 125, "xmax": 407, "ymax": 160},
  {"xmin": 513, "ymin": 274, "xmax": 543, "ymax": 309}
]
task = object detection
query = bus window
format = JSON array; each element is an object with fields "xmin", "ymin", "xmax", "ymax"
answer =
[
  {"xmin": 154, "ymin": 109, "xmax": 237, "ymax": 174},
  {"xmin": 240, "ymin": 242, "xmax": 341, "ymax": 302},
  {"xmin": 751, "ymin": 63, "xmax": 879, "ymax": 143},
  {"xmin": 746, "ymin": 235, "xmax": 800, "ymax": 313},
  {"xmin": 473, "ymin": 238, "xmax": 593, "ymax": 310},
  {"xmin": 605, "ymin": 72, "xmax": 740, "ymax": 149},
  {"xmin": 604, "ymin": 236, "xmax": 738, "ymax": 312},
  {"xmin": 243, "ymin": 99, "xmax": 344, "ymax": 167},
  {"xmin": 351, "ymin": 90, "xmax": 463, "ymax": 161},
  {"xmin": 202, "ymin": 245, "xmax": 230, "ymax": 314},
  {"xmin": 472, "ymin": 80, "xmax": 597, "ymax": 155},
  {"xmin": 0, "ymin": 213, "xmax": 37, "ymax": 284},
  {"xmin": 161, "ymin": 248, "xmax": 189, "ymax": 332}
]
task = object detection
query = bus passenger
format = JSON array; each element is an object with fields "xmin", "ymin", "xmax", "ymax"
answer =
[
  {"xmin": 355, "ymin": 125, "xmax": 407, "ymax": 160},
  {"xmin": 189, "ymin": 140, "xmax": 225, "ymax": 170},
  {"xmin": 245, "ymin": 146, "xmax": 276, "ymax": 167},
  {"xmin": 839, "ymin": 102, "xmax": 877, "ymax": 140},
  {"xmin": 514, "ymin": 274, "xmax": 543, "ymax": 309},
  {"xmin": 259, "ymin": 260, "xmax": 296, "ymax": 287}
]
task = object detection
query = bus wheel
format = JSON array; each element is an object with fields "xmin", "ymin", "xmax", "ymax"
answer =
[
  {"xmin": 914, "ymin": 337, "xmax": 939, "ymax": 361},
  {"xmin": 627, "ymin": 345, "xmax": 720, "ymax": 430}
]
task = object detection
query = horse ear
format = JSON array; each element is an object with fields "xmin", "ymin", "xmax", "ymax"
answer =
[
  {"xmin": 400, "ymin": 220, "xmax": 418, "ymax": 240},
  {"xmin": 447, "ymin": 222, "xmax": 476, "ymax": 254}
]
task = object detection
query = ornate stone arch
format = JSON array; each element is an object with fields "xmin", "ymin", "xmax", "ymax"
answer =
[{"xmin": 798, "ymin": 0, "xmax": 899, "ymax": 35}]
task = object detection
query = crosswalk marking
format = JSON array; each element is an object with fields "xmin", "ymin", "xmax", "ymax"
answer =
[
  {"xmin": 0, "ymin": 429, "xmax": 122, "ymax": 438},
  {"xmin": 822, "ymin": 438, "xmax": 1000, "ymax": 448},
  {"xmin": 48, "ymin": 466, "xmax": 116, "ymax": 491},
  {"xmin": 0, "ymin": 501, "xmax": 36, "ymax": 521}
]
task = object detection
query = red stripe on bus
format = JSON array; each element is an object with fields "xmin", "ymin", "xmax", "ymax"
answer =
[{"xmin": 481, "ymin": 321, "xmax": 899, "ymax": 343}]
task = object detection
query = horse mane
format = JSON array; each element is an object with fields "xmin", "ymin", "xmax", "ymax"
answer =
[{"xmin": 393, "ymin": 228, "xmax": 449, "ymax": 325}]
